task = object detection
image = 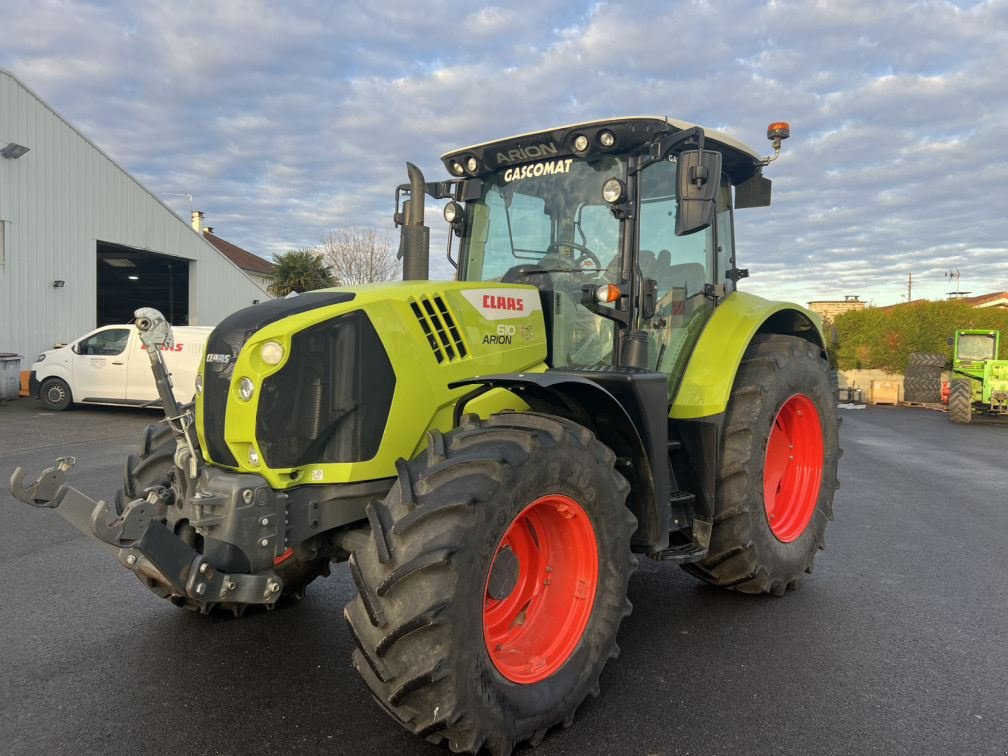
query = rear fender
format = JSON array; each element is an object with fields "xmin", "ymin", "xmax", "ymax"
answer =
[{"xmin": 670, "ymin": 291, "xmax": 826, "ymax": 419}]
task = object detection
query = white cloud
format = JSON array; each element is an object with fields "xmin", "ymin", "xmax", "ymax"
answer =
[{"xmin": 0, "ymin": 0, "xmax": 1005, "ymax": 302}]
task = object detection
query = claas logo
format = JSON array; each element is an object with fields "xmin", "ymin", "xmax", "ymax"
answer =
[
  {"xmin": 141, "ymin": 344, "xmax": 184, "ymax": 352},
  {"xmin": 482, "ymin": 295, "xmax": 525, "ymax": 312}
]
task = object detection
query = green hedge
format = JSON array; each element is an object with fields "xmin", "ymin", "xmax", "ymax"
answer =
[{"xmin": 833, "ymin": 301, "xmax": 1008, "ymax": 372}]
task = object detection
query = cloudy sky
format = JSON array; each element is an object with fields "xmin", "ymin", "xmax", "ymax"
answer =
[{"xmin": 2, "ymin": 0, "xmax": 1005, "ymax": 305}]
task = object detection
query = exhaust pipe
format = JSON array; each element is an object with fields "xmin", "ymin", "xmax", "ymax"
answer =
[{"xmin": 397, "ymin": 162, "xmax": 430, "ymax": 280}]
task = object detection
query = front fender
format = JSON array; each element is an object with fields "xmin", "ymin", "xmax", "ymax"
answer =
[
  {"xmin": 33, "ymin": 363, "xmax": 72, "ymax": 387},
  {"xmin": 670, "ymin": 291, "xmax": 825, "ymax": 419}
]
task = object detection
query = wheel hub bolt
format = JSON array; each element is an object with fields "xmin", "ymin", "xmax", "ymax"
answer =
[
  {"xmin": 195, "ymin": 583, "xmax": 206, "ymax": 595},
  {"xmin": 126, "ymin": 554, "xmax": 137, "ymax": 566},
  {"xmin": 260, "ymin": 538, "xmax": 269, "ymax": 547}
]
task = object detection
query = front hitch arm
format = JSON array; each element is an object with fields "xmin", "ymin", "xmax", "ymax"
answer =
[
  {"xmin": 9, "ymin": 459, "xmax": 284, "ymax": 606},
  {"xmin": 9, "ymin": 456, "xmax": 77, "ymax": 507}
]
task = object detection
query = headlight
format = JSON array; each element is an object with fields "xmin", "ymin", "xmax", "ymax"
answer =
[
  {"xmin": 238, "ymin": 377, "xmax": 255, "ymax": 401},
  {"xmin": 573, "ymin": 134, "xmax": 589, "ymax": 153},
  {"xmin": 260, "ymin": 340, "xmax": 284, "ymax": 366},
  {"xmin": 602, "ymin": 177, "xmax": 626, "ymax": 204},
  {"xmin": 36, "ymin": 353, "xmax": 46, "ymax": 362},
  {"xmin": 443, "ymin": 201, "xmax": 463, "ymax": 224},
  {"xmin": 248, "ymin": 447, "xmax": 260, "ymax": 466},
  {"xmin": 598, "ymin": 130, "xmax": 616, "ymax": 148},
  {"xmin": 194, "ymin": 372, "xmax": 203, "ymax": 395}
]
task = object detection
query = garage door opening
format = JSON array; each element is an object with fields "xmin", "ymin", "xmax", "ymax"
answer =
[{"xmin": 97, "ymin": 242, "xmax": 190, "ymax": 326}]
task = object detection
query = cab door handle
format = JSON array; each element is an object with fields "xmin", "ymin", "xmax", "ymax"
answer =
[{"xmin": 112, "ymin": 361, "xmax": 124, "ymax": 365}]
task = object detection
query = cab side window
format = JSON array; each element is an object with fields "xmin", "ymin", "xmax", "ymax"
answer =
[
  {"xmin": 638, "ymin": 158, "xmax": 715, "ymax": 395},
  {"xmin": 78, "ymin": 329, "xmax": 130, "ymax": 356}
]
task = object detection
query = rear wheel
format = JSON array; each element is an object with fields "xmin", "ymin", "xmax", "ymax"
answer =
[
  {"xmin": 40, "ymin": 377, "xmax": 72, "ymax": 411},
  {"xmin": 948, "ymin": 379, "xmax": 972, "ymax": 424},
  {"xmin": 118, "ymin": 416, "xmax": 329, "ymax": 613},
  {"xmin": 683, "ymin": 335, "xmax": 839, "ymax": 595},
  {"xmin": 345, "ymin": 412, "xmax": 636, "ymax": 754}
]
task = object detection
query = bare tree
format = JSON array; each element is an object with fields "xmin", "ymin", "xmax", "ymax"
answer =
[{"xmin": 320, "ymin": 228, "xmax": 400, "ymax": 285}]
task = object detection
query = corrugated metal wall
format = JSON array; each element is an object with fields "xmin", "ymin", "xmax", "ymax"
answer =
[{"xmin": 0, "ymin": 69, "xmax": 268, "ymax": 361}]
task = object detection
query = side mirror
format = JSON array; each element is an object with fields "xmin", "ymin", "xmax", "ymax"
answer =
[{"xmin": 676, "ymin": 149, "xmax": 722, "ymax": 236}]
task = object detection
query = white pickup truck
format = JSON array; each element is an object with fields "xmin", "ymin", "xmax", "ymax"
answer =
[{"xmin": 30, "ymin": 324, "xmax": 212, "ymax": 411}]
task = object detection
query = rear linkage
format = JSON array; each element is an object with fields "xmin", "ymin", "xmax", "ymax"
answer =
[{"xmin": 9, "ymin": 307, "xmax": 286, "ymax": 610}]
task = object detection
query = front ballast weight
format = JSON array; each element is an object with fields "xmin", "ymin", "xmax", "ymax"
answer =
[{"xmin": 9, "ymin": 455, "xmax": 287, "ymax": 611}]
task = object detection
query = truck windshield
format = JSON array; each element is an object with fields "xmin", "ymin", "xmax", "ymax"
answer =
[{"xmin": 460, "ymin": 155, "xmax": 625, "ymax": 368}]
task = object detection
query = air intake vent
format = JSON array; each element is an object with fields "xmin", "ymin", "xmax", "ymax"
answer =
[{"xmin": 411, "ymin": 295, "xmax": 469, "ymax": 364}]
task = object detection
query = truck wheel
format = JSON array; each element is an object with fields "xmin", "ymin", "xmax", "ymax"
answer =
[
  {"xmin": 345, "ymin": 412, "xmax": 636, "ymax": 754},
  {"xmin": 683, "ymin": 335, "xmax": 839, "ymax": 595},
  {"xmin": 117, "ymin": 416, "xmax": 330, "ymax": 613},
  {"xmin": 948, "ymin": 379, "xmax": 972, "ymax": 424},
  {"xmin": 40, "ymin": 378, "xmax": 72, "ymax": 411}
]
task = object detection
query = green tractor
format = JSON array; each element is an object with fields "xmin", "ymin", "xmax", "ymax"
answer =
[
  {"xmin": 10, "ymin": 117, "xmax": 839, "ymax": 754},
  {"xmin": 948, "ymin": 329, "xmax": 1008, "ymax": 423}
]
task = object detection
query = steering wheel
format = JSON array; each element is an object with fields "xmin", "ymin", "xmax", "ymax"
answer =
[{"xmin": 545, "ymin": 240, "xmax": 601, "ymax": 271}]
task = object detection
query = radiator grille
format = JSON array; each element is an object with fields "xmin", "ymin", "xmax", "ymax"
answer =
[{"xmin": 410, "ymin": 295, "xmax": 469, "ymax": 364}]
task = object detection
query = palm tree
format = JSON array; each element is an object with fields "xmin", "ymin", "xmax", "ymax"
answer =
[{"xmin": 268, "ymin": 248, "xmax": 335, "ymax": 296}]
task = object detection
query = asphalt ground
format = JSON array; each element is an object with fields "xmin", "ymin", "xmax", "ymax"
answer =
[{"xmin": 0, "ymin": 399, "xmax": 1005, "ymax": 755}]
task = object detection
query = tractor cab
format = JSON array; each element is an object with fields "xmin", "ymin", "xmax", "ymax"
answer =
[
  {"xmin": 406, "ymin": 116, "xmax": 786, "ymax": 398},
  {"xmin": 953, "ymin": 329, "xmax": 999, "ymax": 371}
]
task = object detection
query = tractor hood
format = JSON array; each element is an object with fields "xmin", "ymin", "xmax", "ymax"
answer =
[{"xmin": 195, "ymin": 281, "xmax": 547, "ymax": 488}]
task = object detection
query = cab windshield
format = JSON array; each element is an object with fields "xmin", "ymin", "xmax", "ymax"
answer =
[
  {"xmin": 958, "ymin": 334, "xmax": 996, "ymax": 361},
  {"xmin": 461, "ymin": 155, "xmax": 625, "ymax": 367}
]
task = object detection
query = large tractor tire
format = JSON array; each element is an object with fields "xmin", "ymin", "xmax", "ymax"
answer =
[
  {"xmin": 345, "ymin": 412, "xmax": 636, "ymax": 754},
  {"xmin": 907, "ymin": 352, "xmax": 947, "ymax": 368},
  {"xmin": 948, "ymin": 379, "xmax": 973, "ymax": 424},
  {"xmin": 118, "ymin": 415, "xmax": 330, "ymax": 614},
  {"xmin": 904, "ymin": 353, "xmax": 945, "ymax": 403},
  {"xmin": 683, "ymin": 335, "xmax": 839, "ymax": 595}
]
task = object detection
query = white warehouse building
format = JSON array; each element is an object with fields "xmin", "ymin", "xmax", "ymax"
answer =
[{"xmin": 0, "ymin": 69, "xmax": 269, "ymax": 364}]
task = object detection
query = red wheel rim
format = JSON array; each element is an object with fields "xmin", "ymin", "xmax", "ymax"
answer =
[
  {"xmin": 763, "ymin": 394, "xmax": 824, "ymax": 543},
  {"xmin": 483, "ymin": 494, "xmax": 598, "ymax": 684}
]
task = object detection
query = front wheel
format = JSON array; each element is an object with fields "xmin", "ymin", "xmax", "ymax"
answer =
[
  {"xmin": 683, "ymin": 335, "xmax": 839, "ymax": 595},
  {"xmin": 40, "ymin": 377, "xmax": 72, "ymax": 411},
  {"xmin": 345, "ymin": 412, "xmax": 636, "ymax": 754},
  {"xmin": 948, "ymin": 379, "xmax": 972, "ymax": 424}
]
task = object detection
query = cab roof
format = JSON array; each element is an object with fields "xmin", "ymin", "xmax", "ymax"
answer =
[{"xmin": 441, "ymin": 116, "xmax": 766, "ymax": 184}]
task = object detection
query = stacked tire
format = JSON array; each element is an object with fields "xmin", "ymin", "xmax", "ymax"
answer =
[{"xmin": 903, "ymin": 353, "xmax": 945, "ymax": 403}]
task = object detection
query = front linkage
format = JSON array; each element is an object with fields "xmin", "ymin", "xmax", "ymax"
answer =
[{"xmin": 9, "ymin": 308, "xmax": 288, "ymax": 612}]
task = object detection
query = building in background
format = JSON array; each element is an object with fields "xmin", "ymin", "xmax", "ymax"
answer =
[
  {"xmin": 807, "ymin": 295, "xmax": 866, "ymax": 324},
  {"xmin": 959, "ymin": 291, "xmax": 1008, "ymax": 310},
  {"xmin": 0, "ymin": 69, "xmax": 269, "ymax": 362},
  {"xmin": 192, "ymin": 211, "xmax": 275, "ymax": 290}
]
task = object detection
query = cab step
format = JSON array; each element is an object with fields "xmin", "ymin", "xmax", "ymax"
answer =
[{"xmin": 651, "ymin": 541, "xmax": 708, "ymax": 564}]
